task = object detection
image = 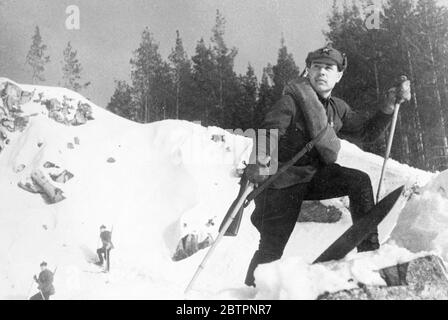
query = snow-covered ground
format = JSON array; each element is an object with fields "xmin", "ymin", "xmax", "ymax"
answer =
[{"xmin": 0, "ymin": 79, "xmax": 445, "ymax": 300}]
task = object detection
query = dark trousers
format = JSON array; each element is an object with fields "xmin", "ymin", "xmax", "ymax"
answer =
[
  {"xmin": 30, "ymin": 291, "xmax": 50, "ymax": 300},
  {"xmin": 245, "ymin": 163, "xmax": 377, "ymax": 286},
  {"xmin": 97, "ymin": 247, "xmax": 111, "ymax": 266}
]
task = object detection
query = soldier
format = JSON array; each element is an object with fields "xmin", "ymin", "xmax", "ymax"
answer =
[
  {"xmin": 244, "ymin": 44, "xmax": 410, "ymax": 287},
  {"xmin": 96, "ymin": 225, "xmax": 114, "ymax": 270},
  {"xmin": 30, "ymin": 261, "xmax": 55, "ymax": 300}
]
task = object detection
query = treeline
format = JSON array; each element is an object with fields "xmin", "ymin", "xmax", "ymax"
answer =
[
  {"xmin": 107, "ymin": 10, "xmax": 300, "ymax": 131},
  {"xmin": 327, "ymin": 0, "xmax": 448, "ymax": 171},
  {"xmin": 25, "ymin": 26, "xmax": 90, "ymax": 91},
  {"xmin": 109, "ymin": 2, "xmax": 448, "ymax": 172},
  {"xmin": 27, "ymin": 2, "xmax": 448, "ymax": 172}
]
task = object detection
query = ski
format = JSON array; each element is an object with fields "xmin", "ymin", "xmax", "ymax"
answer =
[{"xmin": 313, "ymin": 185, "xmax": 407, "ymax": 264}]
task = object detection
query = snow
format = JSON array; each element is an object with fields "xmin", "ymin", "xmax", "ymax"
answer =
[
  {"xmin": 253, "ymin": 244, "xmax": 428, "ymax": 300},
  {"xmin": 0, "ymin": 78, "xmax": 445, "ymax": 300},
  {"xmin": 389, "ymin": 170, "xmax": 448, "ymax": 260}
]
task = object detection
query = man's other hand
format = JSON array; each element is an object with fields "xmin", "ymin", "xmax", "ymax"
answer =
[{"xmin": 383, "ymin": 77, "xmax": 411, "ymax": 114}]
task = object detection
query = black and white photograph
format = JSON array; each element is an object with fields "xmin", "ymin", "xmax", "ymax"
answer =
[{"xmin": 1, "ymin": 0, "xmax": 448, "ymax": 303}]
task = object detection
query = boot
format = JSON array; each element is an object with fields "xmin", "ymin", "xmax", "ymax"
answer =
[
  {"xmin": 244, "ymin": 250, "xmax": 280, "ymax": 287},
  {"xmin": 245, "ymin": 252, "xmax": 260, "ymax": 287}
]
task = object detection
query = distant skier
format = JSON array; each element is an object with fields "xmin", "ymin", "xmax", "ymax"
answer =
[
  {"xmin": 29, "ymin": 261, "xmax": 55, "ymax": 300},
  {"xmin": 96, "ymin": 225, "xmax": 114, "ymax": 270}
]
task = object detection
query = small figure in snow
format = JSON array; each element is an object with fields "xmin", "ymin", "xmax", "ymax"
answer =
[
  {"xmin": 96, "ymin": 225, "xmax": 114, "ymax": 270},
  {"xmin": 29, "ymin": 261, "xmax": 55, "ymax": 300}
]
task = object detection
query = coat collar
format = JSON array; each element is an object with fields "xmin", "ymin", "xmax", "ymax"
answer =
[{"xmin": 317, "ymin": 93, "xmax": 333, "ymax": 108}]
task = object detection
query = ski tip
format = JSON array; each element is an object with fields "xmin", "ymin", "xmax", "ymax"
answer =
[
  {"xmin": 392, "ymin": 184, "xmax": 405, "ymax": 195},
  {"xmin": 378, "ymin": 185, "xmax": 406, "ymax": 203}
]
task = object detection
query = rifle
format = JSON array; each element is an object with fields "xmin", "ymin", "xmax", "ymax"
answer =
[{"xmin": 186, "ymin": 125, "xmax": 328, "ymax": 294}]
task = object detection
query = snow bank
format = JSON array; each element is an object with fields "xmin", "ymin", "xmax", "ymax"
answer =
[
  {"xmin": 0, "ymin": 78, "xmax": 254, "ymax": 299},
  {"xmin": 253, "ymin": 244, "xmax": 427, "ymax": 300},
  {"xmin": 389, "ymin": 170, "xmax": 448, "ymax": 261}
]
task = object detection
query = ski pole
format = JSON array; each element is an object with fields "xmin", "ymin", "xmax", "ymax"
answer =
[
  {"xmin": 376, "ymin": 76, "xmax": 411, "ymax": 202},
  {"xmin": 376, "ymin": 103, "xmax": 400, "ymax": 203},
  {"xmin": 185, "ymin": 181, "xmax": 254, "ymax": 295}
]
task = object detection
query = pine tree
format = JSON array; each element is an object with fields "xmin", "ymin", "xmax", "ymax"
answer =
[
  {"xmin": 168, "ymin": 30, "xmax": 194, "ymax": 120},
  {"xmin": 130, "ymin": 27, "xmax": 173, "ymax": 123},
  {"xmin": 106, "ymin": 80, "xmax": 136, "ymax": 121},
  {"xmin": 233, "ymin": 64, "xmax": 258, "ymax": 130},
  {"xmin": 62, "ymin": 41, "xmax": 90, "ymax": 92},
  {"xmin": 412, "ymin": 0, "xmax": 448, "ymax": 170},
  {"xmin": 191, "ymin": 38, "xmax": 216, "ymax": 125},
  {"xmin": 254, "ymin": 65, "xmax": 275, "ymax": 127},
  {"xmin": 25, "ymin": 26, "xmax": 50, "ymax": 83},
  {"xmin": 272, "ymin": 35, "xmax": 300, "ymax": 101},
  {"xmin": 189, "ymin": 11, "xmax": 242, "ymax": 127},
  {"xmin": 210, "ymin": 10, "xmax": 239, "ymax": 128}
]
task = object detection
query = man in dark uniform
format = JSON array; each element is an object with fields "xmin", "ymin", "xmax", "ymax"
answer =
[
  {"xmin": 96, "ymin": 225, "xmax": 114, "ymax": 270},
  {"xmin": 244, "ymin": 44, "xmax": 410, "ymax": 287},
  {"xmin": 30, "ymin": 261, "xmax": 55, "ymax": 300}
]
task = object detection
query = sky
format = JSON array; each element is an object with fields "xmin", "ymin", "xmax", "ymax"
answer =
[{"xmin": 1, "ymin": 0, "xmax": 447, "ymax": 107}]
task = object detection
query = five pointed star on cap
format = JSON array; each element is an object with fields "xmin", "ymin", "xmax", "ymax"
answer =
[{"xmin": 322, "ymin": 48, "xmax": 331, "ymax": 54}]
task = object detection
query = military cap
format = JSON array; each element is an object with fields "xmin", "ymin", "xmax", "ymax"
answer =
[{"xmin": 306, "ymin": 44, "xmax": 347, "ymax": 72}]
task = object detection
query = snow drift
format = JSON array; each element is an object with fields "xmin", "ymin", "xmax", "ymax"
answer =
[
  {"xmin": 0, "ymin": 78, "xmax": 254, "ymax": 299},
  {"xmin": 0, "ymin": 77, "xmax": 447, "ymax": 300}
]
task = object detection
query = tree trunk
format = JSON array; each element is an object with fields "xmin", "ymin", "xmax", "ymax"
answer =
[
  {"xmin": 204, "ymin": 98, "xmax": 208, "ymax": 126},
  {"xmin": 428, "ymin": 36, "xmax": 448, "ymax": 170},
  {"xmin": 420, "ymin": 5, "xmax": 448, "ymax": 170},
  {"xmin": 397, "ymin": 113, "xmax": 410, "ymax": 163},
  {"xmin": 219, "ymin": 69, "xmax": 224, "ymax": 126},
  {"xmin": 145, "ymin": 95, "xmax": 148, "ymax": 123},
  {"xmin": 176, "ymin": 80, "xmax": 180, "ymax": 119},
  {"xmin": 441, "ymin": 44, "xmax": 448, "ymax": 159},
  {"xmin": 373, "ymin": 60, "xmax": 380, "ymax": 102},
  {"xmin": 373, "ymin": 59, "xmax": 388, "ymax": 154},
  {"xmin": 406, "ymin": 45, "xmax": 426, "ymax": 168}
]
